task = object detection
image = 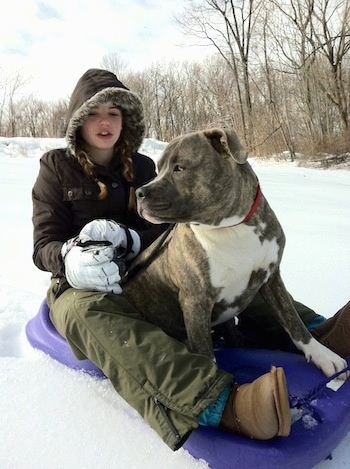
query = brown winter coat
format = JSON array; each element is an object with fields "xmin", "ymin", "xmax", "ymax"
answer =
[{"xmin": 32, "ymin": 149, "xmax": 167, "ymax": 276}]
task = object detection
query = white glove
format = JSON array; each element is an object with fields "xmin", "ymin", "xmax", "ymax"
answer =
[
  {"xmin": 61, "ymin": 239, "xmax": 124, "ymax": 294},
  {"xmin": 79, "ymin": 219, "xmax": 141, "ymax": 261}
]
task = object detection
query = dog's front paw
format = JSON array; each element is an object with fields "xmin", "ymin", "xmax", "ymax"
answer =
[{"xmin": 301, "ymin": 338, "xmax": 349, "ymax": 380}]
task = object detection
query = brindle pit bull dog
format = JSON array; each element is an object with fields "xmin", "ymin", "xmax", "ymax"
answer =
[{"xmin": 122, "ymin": 127, "xmax": 347, "ymax": 379}]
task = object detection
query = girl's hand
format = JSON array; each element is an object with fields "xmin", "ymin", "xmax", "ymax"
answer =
[
  {"xmin": 61, "ymin": 239, "xmax": 124, "ymax": 294},
  {"xmin": 79, "ymin": 219, "xmax": 141, "ymax": 260}
]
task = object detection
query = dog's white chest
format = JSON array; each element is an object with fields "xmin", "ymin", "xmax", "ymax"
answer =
[{"xmin": 191, "ymin": 224, "xmax": 280, "ymax": 317}]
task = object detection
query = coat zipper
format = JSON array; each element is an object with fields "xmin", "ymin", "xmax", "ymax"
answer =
[{"xmin": 154, "ymin": 397, "xmax": 181, "ymax": 443}]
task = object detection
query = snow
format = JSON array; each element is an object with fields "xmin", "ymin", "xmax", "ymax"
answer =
[{"xmin": 0, "ymin": 136, "xmax": 349, "ymax": 468}]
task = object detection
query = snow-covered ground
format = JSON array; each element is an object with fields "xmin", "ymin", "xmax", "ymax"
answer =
[{"xmin": 0, "ymin": 136, "xmax": 349, "ymax": 468}]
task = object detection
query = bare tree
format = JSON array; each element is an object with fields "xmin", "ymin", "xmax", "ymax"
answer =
[
  {"xmin": 15, "ymin": 96, "xmax": 45, "ymax": 137},
  {"xmin": 309, "ymin": 0, "xmax": 350, "ymax": 130},
  {"xmin": 0, "ymin": 70, "xmax": 28, "ymax": 136},
  {"xmin": 269, "ymin": 0, "xmax": 350, "ymax": 146},
  {"xmin": 177, "ymin": 0, "xmax": 265, "ymax": 146},
  {"xmin": 100, "ymin": 52, "xmax": 129, "ymax": 81}
]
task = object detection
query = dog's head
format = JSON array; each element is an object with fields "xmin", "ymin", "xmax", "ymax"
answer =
[{"xmin": 136, "ymin": 128, "xmax": 252, "ymax": 226}]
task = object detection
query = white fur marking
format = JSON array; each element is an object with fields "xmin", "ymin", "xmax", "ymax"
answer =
[
  {"xmin": 190, "ymin": 223, "xmax": 279, "ymax": 305},
  {"xmin": 294, "ymin": 337, "xmax": 349, "ymax": 379}
]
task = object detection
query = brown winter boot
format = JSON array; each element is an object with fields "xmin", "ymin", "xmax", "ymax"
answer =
[
  {"xmin": 220, "ymin": 366, "xmax": 291, "ymax": 440},
  {"xmin": 311, "ymin": 302, "xmax": 350, "ymax": 359}
]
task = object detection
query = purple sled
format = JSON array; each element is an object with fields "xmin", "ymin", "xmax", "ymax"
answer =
[{"xmin": 26, "ymin": 300, "xmax": 350, "ymax": 469}]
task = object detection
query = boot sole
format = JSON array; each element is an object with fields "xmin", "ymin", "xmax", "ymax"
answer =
[{"xmin": 271, "ymin": 366, "xmax": 291, "ymax": 437}]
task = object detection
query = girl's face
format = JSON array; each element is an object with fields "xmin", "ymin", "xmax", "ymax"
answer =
[{"xmin": 81, "ymin": 103, "xmax": 123, "ymax": 155}]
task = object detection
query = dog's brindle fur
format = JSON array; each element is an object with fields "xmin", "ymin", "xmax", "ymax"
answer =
[{"xmin": 123, "ymin": 128, "xmax": 346, "ymax": 378}]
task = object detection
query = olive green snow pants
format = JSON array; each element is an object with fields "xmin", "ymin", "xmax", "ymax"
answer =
[
  {"xmin": 47, "ymin": 278, "xmax": 320, "ymax": 450},
  {"xmin": 47, "ymin": 278, "xmax": 233, "ymax": 450}
]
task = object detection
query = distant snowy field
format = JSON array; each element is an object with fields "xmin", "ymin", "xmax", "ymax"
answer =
[{"xmin": 0, "ymin": 136, "xmax": 349, "ymax": 468}]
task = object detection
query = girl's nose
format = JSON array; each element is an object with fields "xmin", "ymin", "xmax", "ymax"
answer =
[{"xmin": 99, "ymin": 115, "xmax": 111, "ymax": 125}]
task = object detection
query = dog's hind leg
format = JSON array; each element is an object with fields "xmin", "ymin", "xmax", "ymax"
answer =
[
  {"xmin": 259, "ymin": 271, "xmax": 348, "ymax": 379},
  {"xmin": 212, "ymin": 319, "xmax": 255, "ymax": 349}
]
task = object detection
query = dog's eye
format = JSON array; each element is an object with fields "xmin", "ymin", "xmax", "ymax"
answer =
[{"xmin": 173, "ymin": 164, "xmax": 184, "ymax": 172}]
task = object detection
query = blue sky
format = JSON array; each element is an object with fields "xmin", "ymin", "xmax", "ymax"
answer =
[{"xmin": 0, "ymin": 0, "xmax": 205, "ymax": 101}]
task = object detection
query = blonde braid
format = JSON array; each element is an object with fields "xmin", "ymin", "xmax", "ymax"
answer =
[
  {"xmin": 75, "ymin": 149, "xmax": 108, "ymax": 200},
  {"xmin": 119, "ymin": 139, "xmax": 134, "ymax": 182},
  {"xmin": 119, "ymin": 138, "xmax": 136, "ymax": 211}
]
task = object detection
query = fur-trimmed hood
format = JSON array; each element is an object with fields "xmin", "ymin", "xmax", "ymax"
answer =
[{"xmin": 65, "ymin": 68, "xmax": 145, "ymax": 156}]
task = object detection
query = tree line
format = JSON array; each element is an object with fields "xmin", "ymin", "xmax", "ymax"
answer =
[{"xmin": 1, "ymin": 0, "xmax": 349, "ymax": 160}]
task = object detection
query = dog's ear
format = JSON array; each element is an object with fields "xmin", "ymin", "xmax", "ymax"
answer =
[{"xmin": 204, "ymin": 128, "xmax": 248, "ymax": 164}]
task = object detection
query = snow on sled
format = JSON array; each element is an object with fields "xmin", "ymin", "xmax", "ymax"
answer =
[{"xmin": 26, "ymin": 300, "xmax": 350, "ymax": 469}]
